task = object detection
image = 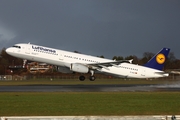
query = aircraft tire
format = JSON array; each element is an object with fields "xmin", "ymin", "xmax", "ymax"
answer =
[
  {"xmin": 89, "ymin": 76, "xmax": 96, "ymax": 81},
  {"xmin": 79, "ymin": 76, "xmax": 85, "ymax": 81}
]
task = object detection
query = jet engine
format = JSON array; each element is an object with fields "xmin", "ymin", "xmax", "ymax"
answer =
[
  {"xmin": 57, "ymin": 66, "xmax": 73, "ymax": 73},
  {"xmin": 70, "ymin": 63, "xmax": 89, "ymax": 73}
]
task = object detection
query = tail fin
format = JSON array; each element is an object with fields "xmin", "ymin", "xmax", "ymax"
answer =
[{"xmin": 144, "ymin": 48, "xmax": 170, "ymax": 70}]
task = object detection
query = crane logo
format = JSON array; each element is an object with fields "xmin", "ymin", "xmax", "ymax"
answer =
[{"xmin": 156, "ymin": 53, "xmax": 165, "ymax": 64}]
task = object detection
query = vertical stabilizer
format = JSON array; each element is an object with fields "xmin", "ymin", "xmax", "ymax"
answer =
[{"xmin": 144, "ymin": 48, "xmax": 170, "ymax": 70}]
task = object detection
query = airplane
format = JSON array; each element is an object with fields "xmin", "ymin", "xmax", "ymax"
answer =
[{"xmin": 6, "ymin": 43, "xmax": 170, "ymax": 81}]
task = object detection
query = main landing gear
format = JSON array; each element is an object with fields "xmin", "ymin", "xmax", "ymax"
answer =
[
  {"xmin": 79, "ymin": 75, "xmax": 86, "ymax": 81},
  {"xmin": 79, "ymin": 75, "xmax": 96, "ymax": 81},
  {"xmin": 79, "ymin": 70, "xmax": 96, "ymax": 81}
]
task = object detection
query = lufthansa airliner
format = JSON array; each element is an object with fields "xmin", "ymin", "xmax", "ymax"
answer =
[{"xmin": 6, "ymin": 43, "xmax": 170, "ymax": 81}]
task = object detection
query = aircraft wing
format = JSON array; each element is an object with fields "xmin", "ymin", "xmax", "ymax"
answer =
[{"xmin": 87, "ymin": 60, "xmax": 132, "ymax": 70}]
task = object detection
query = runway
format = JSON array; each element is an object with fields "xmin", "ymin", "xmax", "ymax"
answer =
[{"xmin": 0, "ymin": 84, "xmax": 180, "ymax": 92}]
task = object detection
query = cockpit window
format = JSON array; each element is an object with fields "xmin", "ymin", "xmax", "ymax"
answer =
[{"xmin": 12, "ymin": 45, "xmax": 21, "ymax": 49}]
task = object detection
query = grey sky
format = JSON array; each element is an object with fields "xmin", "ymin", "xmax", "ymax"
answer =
[{"xmin": 0, "ymin": 0, "xmax": 180, "ymax": 59}]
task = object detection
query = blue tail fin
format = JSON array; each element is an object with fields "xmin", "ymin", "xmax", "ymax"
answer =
[{"xmin": 144, "ymin": 48, "xmax": 170, "ymax": 70}]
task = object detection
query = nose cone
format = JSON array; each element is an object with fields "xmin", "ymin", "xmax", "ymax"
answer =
[{"xmin": 6, "ymin": 48, "xmax": 13, "ymax": 55}]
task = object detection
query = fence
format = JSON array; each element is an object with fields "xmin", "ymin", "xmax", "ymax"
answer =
[
  {"xmin": 0, "ymin": 73, "xmax": 180, "ymax": 81},
  {"xmin": 0, "ymin": 75, "xmax": 12, "ymax": 80}
]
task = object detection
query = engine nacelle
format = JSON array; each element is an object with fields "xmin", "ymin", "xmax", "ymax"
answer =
[
  {"xmin": 57, "ymin": 66, "xmax": 73, "ymax": 73},
  {"xmin": 70, "ymin": 63, "xmax": 89, "ymax": 73}
]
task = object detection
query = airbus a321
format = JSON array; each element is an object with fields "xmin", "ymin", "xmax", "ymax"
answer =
[{"xmin": 6, "ymin": 43, "xmax": 170, "ymax": 81}]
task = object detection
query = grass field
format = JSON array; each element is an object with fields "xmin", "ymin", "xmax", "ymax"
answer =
[
  {"xmin": 0, "ymin": 79, "xmax": 180, "ymax": 116},
  {"xmin": 0, "ymin": 92, "xmax": 180, "ymax": 116}
]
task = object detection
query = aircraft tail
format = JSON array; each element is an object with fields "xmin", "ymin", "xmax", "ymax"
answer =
[{"xmin": 144, "ymin": 48, "xmax": 170, "ymax": 70}]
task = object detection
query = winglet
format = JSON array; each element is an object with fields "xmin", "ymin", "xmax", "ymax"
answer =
[
  {"xmin": 144, "ymin": 48, "xmax": 170, "ymax": 70},
  {"xmin": 129, "ymin": 59, "xmax": 133, "ymax": 64}
]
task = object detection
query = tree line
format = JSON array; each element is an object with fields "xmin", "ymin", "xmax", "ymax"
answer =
[{"xmin": 0, "ymin": 48, "xmax": 180, "ymax": 75}]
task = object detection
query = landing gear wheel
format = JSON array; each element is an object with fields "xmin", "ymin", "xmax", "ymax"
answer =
[
  {"xmin": 89, "ymin": 76, "xmax": 96, "ymax": 81},
  {"xmin": 79, "ymin": 76, "xmax": 85, "ymax": 81}
]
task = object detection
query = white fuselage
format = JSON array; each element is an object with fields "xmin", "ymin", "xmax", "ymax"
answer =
[{"xmin": 6, "ymin": 43, "xmax": 168, "ymax": 78}]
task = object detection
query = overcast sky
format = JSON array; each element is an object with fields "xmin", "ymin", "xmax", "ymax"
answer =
[{"xmin": 0, "ymin": 0, "xmax": 180, "ymax": 59}]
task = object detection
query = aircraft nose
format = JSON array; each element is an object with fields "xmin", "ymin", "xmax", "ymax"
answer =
[{"xmin": 6, "ymin": 48, "xmax": 13, "ymax": 54}]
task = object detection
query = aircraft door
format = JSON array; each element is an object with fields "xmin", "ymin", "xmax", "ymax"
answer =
[
  {"xmin": 141, "ymin": 69, "xmax": 146, "ymax": 77},
  {"xmin": 59, "ymin": 52, "xmax": 64, "ymax": 61},
  {"xmin": 25, "ymin": 44, "xmax": 30, "ymax": 54}
]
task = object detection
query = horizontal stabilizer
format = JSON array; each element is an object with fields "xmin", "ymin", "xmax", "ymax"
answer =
[{"xmin": 155, "ymin": 72, "xmax": 169, "ymax": 76}]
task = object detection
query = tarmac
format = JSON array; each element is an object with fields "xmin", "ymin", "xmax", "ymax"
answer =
[{"xmin": 0, "ymin": 83, "xmax": 180, "ymax": 92}]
